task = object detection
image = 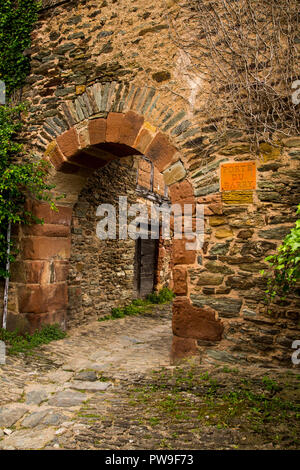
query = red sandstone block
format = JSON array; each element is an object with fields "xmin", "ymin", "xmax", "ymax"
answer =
[
  {"xmin": 25, "ymin": 310, "xmax": 66, "ymax": 334},
  {"xmin": 172, "ymin": 297, "xmax": 223, "ymax": 340},
  {"xmin": 171, "ymin": 198, "xmax": 196, "ymax": 217},
  {"xmin": 172, "ymin": 239, "xmax": 196, "ymax": 265},
  {"xmin": 134, "ymin": 128, "xmax": 153, "ymax": 153},
  {"xmin": 169, "ymin": 180, "xmax": 194, "ymax": 203},
  {"xmin": 106, "ymin": 112, "xmax": 125, "ymax": 142},
  {"xmin": 25, "ymin": 201, "xmax": 73, "ymax": 226},
  {"xmin": 170, "ymin": 335, "xmax": 198, "ymax": 363},
  {"xmin": 173, "ymin": 265, "xmax": 188, "ymax": 295},
  {"xmin": 22, "ymin": 237, "xmax": 71, "ymax": 260},
  {"xmin": 53, "ymin": 261, "xmax": 69, "ymax": 282},
  {"xmin": 208, "ymin": 203, "xmax": 223, "ymax": 215},
  {"xmin": 24, "ymin": 261, "xmax": 50, "ymax": 284},
  {"xmin": 13, "ymin": 260, "xmax": 68, "ymax": 284},
  {"xmin": 145, "ymin": 132, "xmax": 177, "ymax": 172},
  {"xmin": 88, "ymin": 118, "xmax": 107, "ymax": 146},
  {"xmin": 18, "ymin": 283, "xmax": 68, "ymax": 314},
  {"xmin": 119, "ymin": 111, "xmax": 144, "ymax": 147},
  {"xmin": 56, "ymin": 128, "xmax": 80, "ymax": 158}
]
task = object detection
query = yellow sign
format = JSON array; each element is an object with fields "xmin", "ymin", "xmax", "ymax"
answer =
[{"xmin": 220, "ymin": 161, "xmax": 256, "ymax": 191}]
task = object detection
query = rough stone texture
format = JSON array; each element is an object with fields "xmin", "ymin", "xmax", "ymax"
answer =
[
  {"xmin": 74, "ymin": 370, "xmax": 97, "ymax": 382},
  {"xmin": 172, "ymin": 297, "xmax": 223, "ymax": 340},
  {"xmin": 67, "ymin": 158, "xmax": 138, "ymax": 325},
  {"xmin": 68, "ymin": 381, "xmax": 112, "ymax": 391},
  {"xmin": 0, "ymin": 305, "xmax": 298, "ymax": 449},
  {"xmin": 170, "ymin": 335, "xmax": 199, "ymax": 363},
  {"xmin": 48, "ymin": 390, "xmax": 88, "ymax": 407},
  {"xmin": 0, "ymin": 407, "xmax": 28, "ymax": 428},
  {"xmin": 163, "ymin": 160, "xmax": 186, "ymax": 186},
  {"xmin": 0, "ymin": 428, "xmax": 57, "ymax": 450},
  {"xmin": 67, "ymin": 157, "xmax": 171, "ymax": 326},
  {"xmin": 26, "ymin": 390, "xmax": 49, "ymax": 405}
]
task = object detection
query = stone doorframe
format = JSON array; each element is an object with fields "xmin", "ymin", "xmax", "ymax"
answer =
[{"xmin": 16, "ymin": 83, "xmax": 223, "ymax": 362}]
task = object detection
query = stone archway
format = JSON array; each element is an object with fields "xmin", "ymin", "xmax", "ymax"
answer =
[{"xmin": 14, "ymin": 84, "xmax": 223, "ymax": 362}]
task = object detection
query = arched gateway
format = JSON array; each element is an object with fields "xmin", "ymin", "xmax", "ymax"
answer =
[{"xmin": 12, "ymin": 82, "xmax": 223, "ymax": 362}]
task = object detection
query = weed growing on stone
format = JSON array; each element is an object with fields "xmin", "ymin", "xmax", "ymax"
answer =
[
  {"xmin": 130, "ymin": 366, "xmax": 300, "ymax": 448},
  {"xmin": 0, "ymin": 323, "xmax": 66, "ymax": 355}
]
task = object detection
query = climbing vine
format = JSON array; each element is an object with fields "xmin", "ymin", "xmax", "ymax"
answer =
[{"xmin": 0, "ymin": 105, "xmax": 56, "ymax": 278}]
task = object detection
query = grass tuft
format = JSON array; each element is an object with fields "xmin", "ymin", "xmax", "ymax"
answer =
[
  {"xmin": 98, "ymin": 287, "xmax": 175, "ymax": 322},
  {"xmin": 0, "ymin": 323, "xmax": 66, "ymax": 355}
]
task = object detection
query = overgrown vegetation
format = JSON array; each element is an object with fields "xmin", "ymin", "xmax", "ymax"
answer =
[
  {"xmin": 0, "ymin": 105, "xmax": 57, "ymax": 278},
  {"xmin": 0, "ymin": 323, "xmax": 66, "ymax": 355},
  {"xmin": 0, "ymin": 0, "xmax": 40, "ymax": 95},
  {"xmin": 0, "ymin": 1, "xmax": 57, "ymax": 280},
  {"xmin": 98, "ymin": 287, "xmax": 175, "ymax": 322},
  {"xmin": 127, "ymin": 365, "xmax": 300, "ymax": 449},
  {"xmin": 261, "ymin": 204, "xmax": 300, "ymax": 304}
]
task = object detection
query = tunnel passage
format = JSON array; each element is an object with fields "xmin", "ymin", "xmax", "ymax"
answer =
[
  {"xmin": 8, "ymin": 103, "xmax": 224, "ymax": 363},
  {"xmin": 67, "ymin": 157, "xmax": 171, "ymax": 327}
]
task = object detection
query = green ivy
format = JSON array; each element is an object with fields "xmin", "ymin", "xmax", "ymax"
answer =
[
  {"xmin": 0, "ymin": 0, "xmax": 40, "ymax": 95},
  {"xmin": 261, "ymin": 204, "xmax": 300, "ymax": 303},
  {"xmin": 0, "ymin": 1, "xmax": 57, "ymax": 280}
]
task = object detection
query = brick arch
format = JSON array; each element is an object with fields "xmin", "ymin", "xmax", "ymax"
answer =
[{"xmin": 16, "ymin": 85, "xmax": 223, "ymax": 363}]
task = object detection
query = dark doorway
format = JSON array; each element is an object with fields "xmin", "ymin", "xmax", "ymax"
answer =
[{"xmin": 134, "ymin": 236, "xmax": 159, "ymax": 298}]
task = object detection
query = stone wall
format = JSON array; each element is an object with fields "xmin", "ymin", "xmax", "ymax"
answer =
[
  {"xmin": 67, "ymin": 156, "xmax": 172, "ymax": 327},
  {"xmin": 189, "ymin": 143, "xmax": 300, "ymax": 367},
  {"xmin": 67, "ymin": 158, "xmax": 137, "ymax": 326}
]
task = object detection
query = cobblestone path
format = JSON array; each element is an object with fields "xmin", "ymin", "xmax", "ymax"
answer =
[
  {"xmin": 0, "ymin": 305, "xmax": 299, "ymax": 450},
  {"xmin": 0, "ymin": 306, "xmax": 173, "ymax": 450}
]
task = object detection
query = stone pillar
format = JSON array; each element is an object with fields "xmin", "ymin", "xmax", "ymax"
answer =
[
  {"xmin": 169, "ymin": 180, "xmax": 224, "ymax": 363},
  {"xmin": 16, "ymin": 200, "xmax": 72, "ymax": 333}
]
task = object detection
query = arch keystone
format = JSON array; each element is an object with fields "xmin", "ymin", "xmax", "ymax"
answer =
[
  {"xmin": 88, "ymin": 118, "xmax": 107, "ymax": 146},
  {"xmin": 120, "ymin": 111, "xmax": 144, "ymax": 147},
  {"xmin": 106, "ymin": 112, "xmax": 125, "ymax": 142}
]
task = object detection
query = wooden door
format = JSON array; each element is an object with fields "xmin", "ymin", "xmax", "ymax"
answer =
[{"xmin": 134, "ymin": 237, "xmax": 158, "ymax": 298}]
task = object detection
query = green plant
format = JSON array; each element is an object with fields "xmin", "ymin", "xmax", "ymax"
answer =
[
  {"xmin": 98, "ymin": 288, "xmax": 175, "ymax": 322},
  {"xmin": 261, "ymin": 204, "xmax": 300, "ymax": 303},
  {"xmin": 146, "ymin": 287, "xmax": 175, "ymax": 304},
  {"xmin": 262, "ymin": 376, "xmax": 281, "ymax": 393},
  {"xmin": 0, "ymin": 104, "xmax": 58, "ymax": 278},
  {"xmin": 0, "ymin": 1, "xmax": 59, "ymax": 283},
  {"xmin": 0, "ymin": 323, "xmax": 66, "ymax": 355}
]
